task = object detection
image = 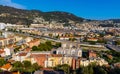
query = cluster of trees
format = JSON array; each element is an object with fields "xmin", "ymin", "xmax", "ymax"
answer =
[
  {"xmin": 11, "ymin": 61, "xmax": 41, "ymax": 73},
  {"xmin": 54, "ymin": 64, "xmax": 71, "ymax": 74},
  {"xmin": 114, "ymin": 40, "xmax": 120, "ymax": 45},
  {"xmin": 78, "ymin": 65, "xmax": 120, "ymax": 74},
  {"xmin": 32, "ymin": 41, "xmax": 61, "ymax": 51},
  {"xmin": 53, "ymin": 63, "xmax": 120, "ymax": 74},
  {"xmin": 102, "ymin": 50, "xmax": 120, "ymax": 64}
]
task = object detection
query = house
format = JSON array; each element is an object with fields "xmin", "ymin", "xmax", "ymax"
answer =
[
  {"xmin": 27, "ymin": 39, "xmax": 40, "ymax": 48},
  {"xmin": 31, "ymin": 54, "xmax": 48, "ymax": 67},
  {"xmin": 24, "ymin": 48, "xmax": 31, "ymax": 52},
  {"xmin": 0, "ymin": 49, "xmax": 5, "ymax": 57},
  {"xmin": 0, "ymin": 36, "xmax": 16, "ymax": 47},
  {"xmin": 106, "ymin": 54, "xmax": 113, "ymax": 60},
  {"xmin": 80, "ymin": 58, "xmax": 90, "ymax": 66},
  {"xmin": 1, "ymin": 63, "xmax": 12, "ymax": 71},
  {"xmin": 87, "ymin": 38, "xmax": 98, "ymax": 42},
  {"xmin": 31, "ymin": 54, "xmax": 73, "ymax": 68},
  {"xmin": 72, "ymin": 57, "xmax": 81, "ymax": 70},
  {"xmin": 4, "ymin": 47, "xmax": 12, "ymax": 56},
  {"xmin": 55, "ymin": 42, "xmax": 82, "ymax": 57},
  {"xmin": 89, "ymin": 51, "xmax": 97, "ymax": 58},
  {"xmin": 14, "ymin": 52, "xmax": 31, "ymax": 62},
  {"xmin": 56, "ymin": 48, "xmax": 82, "ymax": 57},
  {"xmin": 80, "ymin": 58, "xmax": 108, "ymax": 66},
  {"xmin": 44, "ymin": 54, "xmax": 62, "ymax": 67},
  {"xmin": 61, "ymin": 56, "xmax": 73, "ymax": 67},
  {"xmin": 25, "ymin": 37, "xmax": 33, "ymax": 43}
]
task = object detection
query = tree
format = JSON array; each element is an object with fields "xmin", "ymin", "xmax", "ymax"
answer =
[
  {"xmin": 13, "ymin": 61, "xmax": 23, "ymax": 68},
  {"xmin": 32, "ymin": 63, "xmax": 42, "ymax": 70},
  {"xmin": 55, "ymin": 42, "xmax": 61, "ymax": 48},
  {"xmin": 32, "ymin": 46, "xmax": 38, "ymax": 51},
  {"xmin": 12, "ymin": 61, "xmax": 24, "ymax": 72},
  {"xmin": 0, "ymin": 58, "xmax": 7, "ymax": 66},
  {"xmin": 93, "ymin": 66, "xmax": 107, "ymax": 74},
  {"xmin": 22, "ymin": 61, "xmax": 31, "ymax": 68},
  {"xmin": 54, "ymin": 64, "xmax": 70, "ymax": 74},
  {"xmin": 49, "ymin": 34, "xmax": 53, "ymax": 37}
]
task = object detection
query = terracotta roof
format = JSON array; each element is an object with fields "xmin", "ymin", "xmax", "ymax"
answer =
[
  {"xmin": 31, "ymin": 54, "xmax": 50, "ymax": 57},
  {"xmin": 51, "ymin": 54, "xmax": 62, "ymax": 57},
  {"xmin": 17, "ymin": 53, "xmax": 27, "ymax": 56},
  {"xmin": 28, "ymin": 39, "xmax": 40, "ymax": 44},
  {"xmin": 24, "ymin": 48, "xmax": 31, "ymax": 52},
  {"xmin": 31, "ymin": 54, "xmax": 62, "ymax": 57},
  {"xmin": 0, "ymin": 38, "xmax": 6, "ymax": 40},
  {"xmin": 0, "ymin": 50, "xmax": 4, "ymax": 54},
  {"xmin": 1, "ymin": 63, "xmax": 12, "ymax": 70}
]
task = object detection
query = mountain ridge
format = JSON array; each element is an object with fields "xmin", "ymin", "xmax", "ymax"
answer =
[{"xmin": 0, "ymin": 5, "xmax": 84, "ymax": 25}]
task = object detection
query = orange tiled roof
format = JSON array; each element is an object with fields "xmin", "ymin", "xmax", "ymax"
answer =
[
  {"xmin": 0, "ymin": 50, "xmax": 5, "ymax": 54},
  {"xmin": 24, "ymin": 48, "xmax": 31, "ymax": 52},
  {"xmin": 1, "ymin": 63, "xmax": 12, "ymax": 70},
  {"xmin": 0, "ymin": 38, "xmax": 6, "ymax": 40},
  {"xmin": 31, "ymin": 54, "xmax": 50, "ymax": 57},
  {"xmin": 51, "ymin": 54, "xmax": 62, "ymax": 57},
  {"xmin": 17, "ymin": 53, "xmax": 27, "ymax": 56}
]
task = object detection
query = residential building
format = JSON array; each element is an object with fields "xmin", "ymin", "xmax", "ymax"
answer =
[{"xmin": 27, "ymin": 39, "xmax": 40, "ymax": 48}]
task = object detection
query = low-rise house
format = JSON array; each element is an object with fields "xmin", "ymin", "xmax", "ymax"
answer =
[
  {"xmin": 56, "ymin": 47, "xmax": 82, "ymax": 57},
  {"xmin": 4, "ymin": 47, "xmax": 12, "ymax": 56},
  {"xmin": 27, "ymin": 39, "xmax": 40, "ymax": 48},
  {"xmin": 80, "ymin": 58, "xmax": 108, "ymax": 66},
  {"xmin": 14, "ymin": 52, "xmax": 31, "ymax": 62},
  {"xmin": 45, "ymin": 54, "xmax": 62, "ymax": 67},
  {"xmin": 31, "ymin": 54, "xmax": 48, "ymax": 67},
  {"xmin": 0, "ymin": 36, "xmax": 16, "ymax": 47},
  {"xmin": 55, "ymin": 41, "xmax": 82, "ymax": 57},
  {"xmin": 89, "ymin": 51, "xmax": 97, "ymax": 58},
  {"xmin": 24, "ymin": 48, "xmax": 31, "ymax": 52},
  {"xmin": 72, "ymin": 57, "xmax": 81, "ymax": 70},
  {"xmin": 1, "ymin": 63, "xmax": 12, "ymax": 71},
  {"xmin": 0, "ymin": 49, "xmax": 5, "ymax": 57},
  {"xmin": 31, "ymin": 54, "xmax": 73, "ymax": 68},
  {"xmin": 87, "ymin": 38, "xmax": 98, "ymax": 42}
]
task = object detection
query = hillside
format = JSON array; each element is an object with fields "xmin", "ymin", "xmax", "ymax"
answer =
[{"xmin": 0, "ymin": 5, "xmax": 84, "ymax": 25}]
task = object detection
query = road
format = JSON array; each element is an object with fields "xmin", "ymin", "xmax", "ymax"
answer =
[{"xmin": 105, "ymin": 44, "xmax": 120, "ymax": 52}]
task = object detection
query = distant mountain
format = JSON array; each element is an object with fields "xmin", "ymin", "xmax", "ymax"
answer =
[{"xmin": 0, "ymin": 5, "xmax": 84, "ymax": 25}]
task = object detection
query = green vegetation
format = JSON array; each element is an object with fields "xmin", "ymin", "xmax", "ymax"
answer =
[
  {"xmin": 83, "ymin": 39, "xmax": 107, "ymax": 45},
  {"xmin": 100, "ymin": 50, "xmax": 120, "ymax": 64},
  {"xmin": 0, "ymin": 58, "xmax": 7, "ymax": 66},
  {"xmin": 69, "ymin": 38, "xmax": 77, "ymax": 41},
  {"xmin": 54, "ymin": 63, "xmax": 120, "ymax": 74},
  {"xmin": 11, "ymin": 61, "xmax": 42, "ymax": 73},
  {"xmin": 0, "ymin": 5, "xmax": 84, "ymax": 25},
  {"xmin": 14, "ymin": 46, "xmax": 21, "ymax": 53},
  {"xmin": 32, "ymin": 41, "xmax": 61, "ymax": 51},
  {"xmin": 115, "ymin": 40, "xmax": 120, "ymax": 45},
  {"xmin": 54, "ymin": 64, "xmax": 71, "ymax": 74}
]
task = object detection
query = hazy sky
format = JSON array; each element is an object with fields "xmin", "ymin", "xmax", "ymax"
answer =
[{"xmin": 0, "ymin": 0, "xmax": 120, "ymax": 19}]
